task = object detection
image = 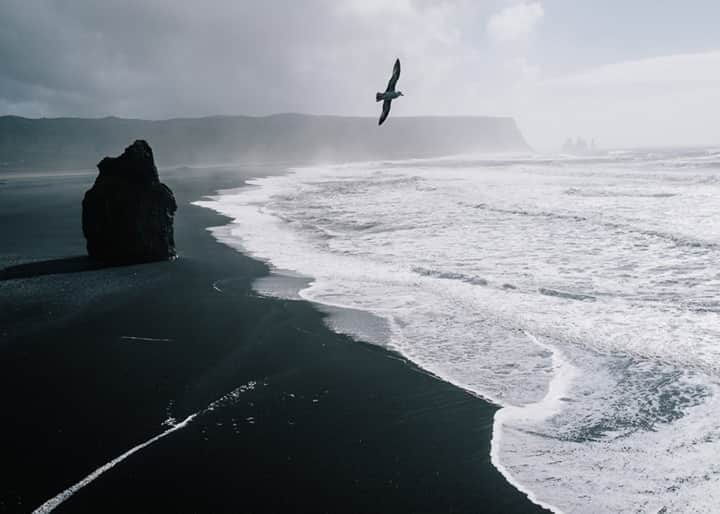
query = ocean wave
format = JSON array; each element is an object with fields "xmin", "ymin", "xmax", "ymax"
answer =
[
  {"xmin": 412, "ymin": 266, "xmax": 489, "ymax": 286},
  {"xmin": 564, "ymin": 187, "xmax": 678, "ymax": 198},
  {"xmin": 538, "ymin": 288, "xmax": 596, "ymax": 302},
  {"xmin": 194, "ymin": 150, "xmax": 720, "ymax": 512},
  {"xmin": 470, "ymin": 202, "xmax": 718, "ymax": 250}
]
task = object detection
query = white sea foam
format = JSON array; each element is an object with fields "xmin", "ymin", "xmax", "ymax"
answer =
[{"xmin": 194, "ymin": 151, "xmax": 720, "ymax": 512}]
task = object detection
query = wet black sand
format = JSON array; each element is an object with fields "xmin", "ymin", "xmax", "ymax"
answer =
[{"xmin": 0, "ymin": 166, "xmax": 546, "ymax": 513}]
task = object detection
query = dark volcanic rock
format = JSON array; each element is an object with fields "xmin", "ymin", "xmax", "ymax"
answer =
[{"xmin": 82, "ymin": 140, "xmax": 177, "ymax": 263}]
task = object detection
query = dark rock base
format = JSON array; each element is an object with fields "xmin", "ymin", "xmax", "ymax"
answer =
[{"xmin": 82, "ymin": 140, "xmax": 177, "ymax": 263}]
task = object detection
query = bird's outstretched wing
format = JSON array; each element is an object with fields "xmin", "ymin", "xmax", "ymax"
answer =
[
  {"xmin": 386, "ymin": 58, "xmax": 401, "ymax": 93},
  {"xmin": 379, "ymin": 99, "xmax": 392, "ymax": 125}
]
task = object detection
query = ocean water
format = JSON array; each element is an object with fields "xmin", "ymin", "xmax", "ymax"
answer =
[{"xmin": 195, "ymin": 149, "xmax": 720, "ymax": 513}]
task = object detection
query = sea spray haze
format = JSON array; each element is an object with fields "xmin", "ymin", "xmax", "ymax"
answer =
[
  {"xmin": 196, "ymin": 148, "xmax": 720, "ymax": 512},
  {"xmin": 5, "ymin": 1, "xmax": 720, "ymax": 512}
]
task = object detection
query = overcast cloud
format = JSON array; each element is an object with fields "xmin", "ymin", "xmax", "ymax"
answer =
[{"xmin": 2, "ymin": 0, "xmax": 720, "ymax": 149}]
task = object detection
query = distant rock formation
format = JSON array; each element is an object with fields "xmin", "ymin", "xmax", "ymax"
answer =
[
  {"xmin": 562, "ymin": 137, "xmax": 597, "ymax": 156},
  {"xmin": 82, "ymin": 140, "xmax": 177, "ymax": 263}
]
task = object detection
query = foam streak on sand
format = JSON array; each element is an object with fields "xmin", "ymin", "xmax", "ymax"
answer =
[
  {"xmin": 32, "ymin": 414, "xmax": 197, "ymax": 514},
  {"xmin": 33, "ymin": 381, "xmax": 258, "ymax": 513},
  {"xmin": 119, "ymin": 336, "xmax": 173, "ymax": 343}
]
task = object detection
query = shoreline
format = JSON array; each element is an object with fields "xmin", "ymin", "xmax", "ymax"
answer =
[
  {"xmin": 0, "ymin": 165, "xmax": 546, "ymax": 513},
  {"xmin": 236, "ymin": 267, "xmax": 563, "ymax": 514},
  {"xmin": 196, "ymin": 173, "xmax": 556, "ymax": 513}
]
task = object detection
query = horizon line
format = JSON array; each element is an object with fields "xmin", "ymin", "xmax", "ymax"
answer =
[{"xmin": 0, "ymin": 112, "xmax": 518, "ymax": 122}]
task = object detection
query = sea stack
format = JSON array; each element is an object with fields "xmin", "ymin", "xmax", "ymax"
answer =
[{"xmin": 82, "ymin": 140, "xmax": 177, "ymax": 263}]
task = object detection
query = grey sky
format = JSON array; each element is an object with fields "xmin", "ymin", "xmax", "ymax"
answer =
[{"xmin": 2, "ymin": 0, "xmax": 720, "ymax": 149}]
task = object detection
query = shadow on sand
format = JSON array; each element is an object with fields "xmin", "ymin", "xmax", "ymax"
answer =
[{"xmin": 0, "ymin": 256, "xmax": 109, "ymax": 281}]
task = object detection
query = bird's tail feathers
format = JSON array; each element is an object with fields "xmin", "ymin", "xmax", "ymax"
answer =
[{"xmin": 376, "ymin": 92, "xmax": 383, "ymax": 102}]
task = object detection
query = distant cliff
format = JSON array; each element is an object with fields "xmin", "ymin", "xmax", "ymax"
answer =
[{"xmin": 0, "ymin": 114, "xmax": 530, "ymax": 171}]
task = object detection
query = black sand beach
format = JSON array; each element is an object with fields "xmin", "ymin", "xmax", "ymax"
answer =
[{"xmin": 0, "ymin": 166, "xmax": 545, "ymax": 513}]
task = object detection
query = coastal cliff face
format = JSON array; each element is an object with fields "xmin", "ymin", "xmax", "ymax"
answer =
[
  {"xmin": 0, "ymin": 114, "xmax": 530, "ymax": 171},
  {"xmin": 82, "ymin": 140, "xmax": 177, "ymax": 263}
]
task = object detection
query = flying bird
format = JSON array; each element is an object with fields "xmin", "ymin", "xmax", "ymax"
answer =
[{"xmin": 376, "ymin": 58, "xmax": 403, "ymax": 126}]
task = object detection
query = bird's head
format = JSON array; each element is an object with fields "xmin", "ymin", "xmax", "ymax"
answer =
[{"xmin": 398, "ymin": 91, "xmax": 404, "ymax": 96}]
